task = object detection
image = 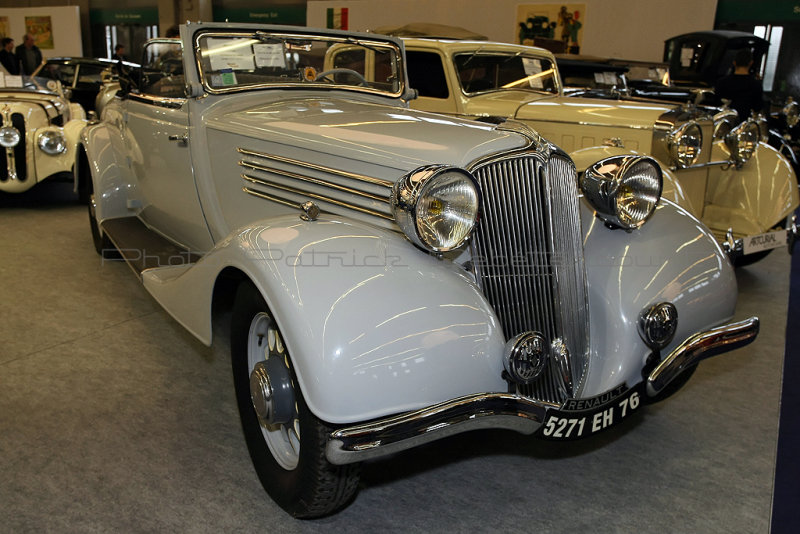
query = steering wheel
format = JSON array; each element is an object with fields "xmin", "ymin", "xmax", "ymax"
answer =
[{"xmin": 313, "ymin": 68, "xmax": 369, "ymax": 87}]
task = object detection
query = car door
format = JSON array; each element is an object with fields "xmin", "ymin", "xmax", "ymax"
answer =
[{"xmin": 121, "ymin": 40, "xmax": 214, "ymax": 253}]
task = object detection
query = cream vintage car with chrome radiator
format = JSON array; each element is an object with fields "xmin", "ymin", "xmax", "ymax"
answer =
[
  {"xmin": 0, "ymin": 74, "xmax": 86, "ymax": 193},
  {"xmin": 383, "ymin": 38, "xmax": 799, "ymax": 265},
  {"xmin": 77, "ymin": 23, "xmax": 758, "ymax": 517}
]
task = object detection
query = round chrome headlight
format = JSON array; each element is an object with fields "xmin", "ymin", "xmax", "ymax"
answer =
[
  {"xmin": 580, "ymin": 155, "xmax": 663, "ymax": 230},
  {"xmin": 725, "ymin": 120, "xmax": 760, "ymax": 166},
  {"xmin": 712, "ymin": 111, "xmax": 738, "ymax": 142},
  {"xmin": 668, "ymin": 122, "xmax": 703, "ymax": 168},
  {"xmin": 393, "ymin": 166, "xmax": 480, "ymax": 252},
  {"xmin": 37, "ymin": 130, "xmax": 67, "ymax": 155},
  {"xmin": 0, "ymin": 126, "xmax": 21, "ymax": 148},
  {"xmin": 783, "ymin": 99, "xmax": 799, "ymax": 128}
]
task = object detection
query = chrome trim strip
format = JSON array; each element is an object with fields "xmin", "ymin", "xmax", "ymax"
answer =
[
  {"xmin": 237, "ymin": 148, "xmax": 394, "ymax": 188},
  {"xmin": 647, "ymin": 317, "xmax": 759, "ymax": 396},
  {"xmin": 239, "ymin": 159, "xmax": 390, "ymax": 203},
  {"xmin": 326, "ymin": 392, "xmax": 552, "ymax": 465},
  {"xmin": 128, "ymin": 93, "xmax": 185, "ymax": 109},
  {"xmin": 242, "ymin": 174, "xmax": 394, "ymax": 220},
  {"xmin": 243, "ymin": 186, "xmax": 305, "ymax": 210},
  {"xmin": 531, "ymin": 118, "xmax": 655, "ymax": 131}
]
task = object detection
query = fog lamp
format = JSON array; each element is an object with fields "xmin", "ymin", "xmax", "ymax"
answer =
[
  {"xmin": 503, "ymin": 332, "xmax": 547, "ymax": 385},
  {"xmin": 638, "ymin": 302, "xmax": 678, "ymax": 350}
]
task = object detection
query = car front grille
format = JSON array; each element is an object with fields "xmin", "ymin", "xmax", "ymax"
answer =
[
  {"xmin": 0, "ymin": 112, "xmax": 27, "ymax": 182},
  {"xmin": 470, "ymin": 153, "xmax": 589, "ymax": 403}
]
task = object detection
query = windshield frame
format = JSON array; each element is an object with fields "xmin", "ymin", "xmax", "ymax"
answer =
[{"xmin": 191, "ymin": 29, "xmax": 407, "ymax": 98}]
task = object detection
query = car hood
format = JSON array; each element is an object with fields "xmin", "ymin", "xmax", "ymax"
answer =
[
  {"xmin": 0, "ymin": 91, "xmax": 65, "ymax": 115},
  {"xmin": 514, "ymin": 94, "xmax": 675, "ymax": 129},
  {"xmin": 460, "ymin": 89, "xmax": 548, "ymax": 118},
  {"xmin": 202, "ymin": 95, "xmax": 529, "ymax": 173}
]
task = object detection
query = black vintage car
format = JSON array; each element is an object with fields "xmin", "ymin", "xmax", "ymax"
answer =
[{"xmin": 31, "ymin": 57, "xmax": 137, "ymax": 114}]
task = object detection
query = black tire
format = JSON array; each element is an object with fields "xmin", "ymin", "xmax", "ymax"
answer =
[
  {"xmin": 732, "ymin": 249, "xmax": 772, "ymax": 267},
  {"xmin": 87, "ymin": 190, "xmax": 117, "ymax": 257},
  {"xmin": 648, "ymin": 364, "xmax": 697, "ymax": 403},
  {"xmin": 80, "ymin": 163, "xmax": 117, "ymax": 257},
  {"xmin": 230, "ymin": 282, "xmax": 360, "ymax": 518}
]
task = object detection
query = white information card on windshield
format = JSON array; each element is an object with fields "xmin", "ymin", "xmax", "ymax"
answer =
[
  {"xmin": 207, "ymin": 38, "xmax": 255, "ymax": 71},
  {"xmin": 254, "ymin": 44, "xmax": 286, "ymax": 68}
]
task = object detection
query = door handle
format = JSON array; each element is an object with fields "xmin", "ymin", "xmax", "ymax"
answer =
[{"xmin": 168, "ymin": 134, "xmax": 188, "ymax": 146}]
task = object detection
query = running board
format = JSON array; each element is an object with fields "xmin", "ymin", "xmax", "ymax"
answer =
[{"xmin": 101, "ymin": 217, "xmax": 201, "ymax": 276}]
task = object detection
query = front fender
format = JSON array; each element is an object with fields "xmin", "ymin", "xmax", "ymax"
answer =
[
  {"xmin": 142, "ymin": 214, "xmax": 507, "ymax": 424},
  {"xmin": 80, "ymin": 121, "xmax": 138, "ymax": 222},
  {"xmin": 704, "ymin": 141, "xmax": 800, "ymax": 235},
  {"xmin": 580, "ymin": 198, "xmax": 738, "ymax": 396}
]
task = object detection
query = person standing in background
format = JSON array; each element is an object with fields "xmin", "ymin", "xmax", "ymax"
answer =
[
  {"xmin": 0, "ymin": 37, "xmax": 19, "ymax": 74},
  {"xmin": 715, "ymin": 48, "xmax": 764, "ymax": 120},
  {"xmin": 15, "ymin": 33, "xmax": 42, "ymax": 75}
]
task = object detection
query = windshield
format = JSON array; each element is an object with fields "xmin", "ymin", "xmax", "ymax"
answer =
[
  {"xmin": 453, "ymin": 52, "xmax": 558, "ymax": 94},
  {"xmin": 0, "ymin": 75, "xmax": 62, "ymax": 95},
  {"xmin": 194, "ymin": 31, "xmax": 404, "ymax": 96}
]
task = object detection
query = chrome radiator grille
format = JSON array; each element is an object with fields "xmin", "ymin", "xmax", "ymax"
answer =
[
  {"xmin": 470, "ymin": 154, "xmax": 589, "ymax": 403},
  {"xmin": 0, "ymin": 113, "xmax": 27, "ymax": 182}
]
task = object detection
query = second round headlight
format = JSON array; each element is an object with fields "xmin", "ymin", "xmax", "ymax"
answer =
[
  {"xmin": 580, "ymin": 155, "xmax": 663, "ymax": 230},
  {"xmin": 37, "ymin": 130, "xmax": 67, "ymax": 155},
  {"xmin": 393, "ymin": 166, "xmax": 480, "ymax": 252},
  {"xmin": 726, "ymin": 120, "xmax": 760, "ymax": 166},
  {"xmin": 668, "ymin": 121, "xmax": 703, "ymax": 168}
]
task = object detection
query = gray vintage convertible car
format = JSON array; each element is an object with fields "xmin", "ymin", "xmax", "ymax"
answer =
[{"xmin": 76, "ymin": 23, "xmax": 758, "ymax": 517}]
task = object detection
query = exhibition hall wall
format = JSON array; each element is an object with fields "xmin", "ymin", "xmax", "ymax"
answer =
[
  {"xmin": 306, "ymin": 0, "xmax": 719, "ymax": 62},
  {"xmin": 0, "ymin": 6, "xmax": 83, "ymax": 57}
]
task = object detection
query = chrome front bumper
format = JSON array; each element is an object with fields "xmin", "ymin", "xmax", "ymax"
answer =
[
  {"xmin": 325, "ymin": 317, "xmax": 760, "ymax": 465},
  {"xmin": 723, "ymin": 215, "xmax": 800, "ymax": 261}
]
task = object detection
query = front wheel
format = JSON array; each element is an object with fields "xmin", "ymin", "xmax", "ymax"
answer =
[{"xmin": 230, "ymin": 282, "xmax": 360, "ymax": 518}]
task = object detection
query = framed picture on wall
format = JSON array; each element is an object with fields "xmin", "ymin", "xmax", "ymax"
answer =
[
  {"xmin": 516, "ymin": 3, "xmax": 585, "ymax": 54},
  {"xmin": 25, "ymin": 16, "xmax": 54, "ymax": 49}
]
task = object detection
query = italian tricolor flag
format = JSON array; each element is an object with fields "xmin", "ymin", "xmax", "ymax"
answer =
[{"xmin": 326, "ymin": 7, "xmax": 349, "ymax": 30}]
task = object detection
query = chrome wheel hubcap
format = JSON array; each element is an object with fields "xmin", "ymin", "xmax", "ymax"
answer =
[{"xmin": 247, "ymin": 312, "xmax": 300, "ymax": 470}]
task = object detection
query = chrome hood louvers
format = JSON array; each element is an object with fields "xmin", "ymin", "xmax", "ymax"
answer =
[{"xmin": 469, "ymin": 151, "xmax": 590, "ymax": 403}]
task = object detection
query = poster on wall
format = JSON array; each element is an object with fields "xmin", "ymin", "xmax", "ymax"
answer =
[
  {"xmin": 516, "ymin": 4, "xmax": 585, "ymax": 54},
  {"xmin": 0, "ymin": 17, "xmax": 9, "ymax": 39},
  {"xmin": 25, "ymin": 16, "xmax": 54, "ymax": 49}
]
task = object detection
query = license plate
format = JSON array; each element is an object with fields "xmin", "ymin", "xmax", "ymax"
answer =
[
  {"xmin": 539, "ymin": 383, "xmax": 643, "ymax": 440},
  {"xmin": 743, "ymin": 230, "xmax": 786, "ymax": 255}
]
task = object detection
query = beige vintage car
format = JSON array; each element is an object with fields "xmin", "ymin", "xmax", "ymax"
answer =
[
  {"xmin": 348, "ymin": 38, "xmax": 799, "ymax": 265},
  {"xmin": 0, "ymin": 74, "xmax": 87, "ymax": 194}
]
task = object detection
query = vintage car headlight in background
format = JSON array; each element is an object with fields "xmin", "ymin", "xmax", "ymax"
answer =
[
  {"xmin": 782, "ymin": 98, "xmax": 799, "ymax": 128},
  {"xmin": 725, "ymin": 120, "xmax": 760, "ymax": 167},
  {"xmin": 753, "ymin": 112, "xmax": 770, "ymax": 142},
  {"xmin": 580, "ymin": 155, "xmax": 663, "ymax": 230},
  {"xmin": 712, "ymin": 111, "xmax": 738, "ymax": 142},
  {"xmin": 0, "ymin": 126, "xmax": 21, "ymax": 148},
  {"xmin": 37, "ymin": 131, "xmax": 67, "ymax": 155},
  {"xmin": 393, "ymin": 166, "xmax": 480, "ymax": 252},
  {"xmin": 667, "ymin": 122, "xmax": 702, "ymax": 168}
]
